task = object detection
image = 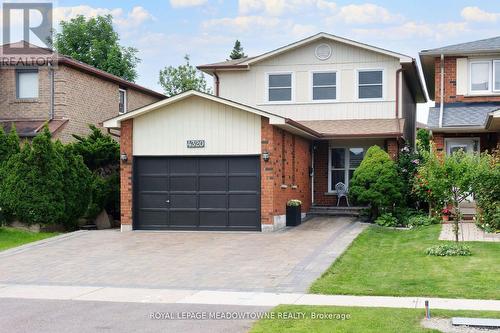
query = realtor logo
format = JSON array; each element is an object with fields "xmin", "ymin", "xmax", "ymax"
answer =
[{"xmin": 2, "ymin": 2, "xmax": 53, "ymax": 54}]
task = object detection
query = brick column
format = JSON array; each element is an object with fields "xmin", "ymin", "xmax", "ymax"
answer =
[
  {"xmin": 260, "ymin": 118, "xmax": 275, "ymax": 229},
  {"xmin": 386, "ymin": 138, "xmax": 399, "ymax": 160},
  {"xmin": 432, "ymin": 133, "xmax": 445, "ymax": 153},
  {"xmin": 120, "ymin": 119, "xmax": 133, "ymax": 231}
]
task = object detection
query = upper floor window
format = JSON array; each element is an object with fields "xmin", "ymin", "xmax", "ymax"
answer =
[
  {"xmin": 267, "ymin": 73, "xmax": 292, "ymax": 102},
  {"xmin": 312, "ymin": 71, "xmax": 337, "ymax": 101},
  {"xmin": 16, "ymin": 69, "xmax": 39, "ymax": 99},
  {"xmin": 470, "ymin": 61, "xmax": 490, "ymax": 93},
  {"xmin": 358, "ymin": 70, "xmax": 383, "ymax": 99},
  {"xmin": 119, "ymin": 89, "xmax": 127, "ymax": 114},
  {"xmin": 494, "ymin": 60, "xmax": 500, "ymax": 92}
]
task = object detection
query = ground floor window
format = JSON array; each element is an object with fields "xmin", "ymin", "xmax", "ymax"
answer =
[
  {"xmin": 445, "ymin": 138, "xmax": 480, "ymax": 155},
  {"xmin": 329, "ymin": 147, "xmax": 364, "ymax": 191}
]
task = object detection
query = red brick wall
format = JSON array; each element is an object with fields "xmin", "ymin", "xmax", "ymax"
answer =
[
  {"xmin": 260, "ymin": 118, "xmax": 312, "ymax": 225},
  {"xmin": 434, "ymin": 57, "xmax": 500, "ymax": 104},
  {"xmin": 120, "ymin": 119, "xmax": 133, "ymax": 228},
  {"xmin": 386, "ymin": 138, "xmax": 399, "ymax": 160}
]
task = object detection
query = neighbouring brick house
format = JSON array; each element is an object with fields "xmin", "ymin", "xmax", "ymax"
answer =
[
  {"xmin": 420, "ymin": 36, "xmax": 500, "ymax": 154},
  {"xmin": 0, "ymin": 42, "xmax": 164, "ymax": 142},
  {"xmin": 104, "ymin": 33, "xmax": 426, "ymax": 232}
]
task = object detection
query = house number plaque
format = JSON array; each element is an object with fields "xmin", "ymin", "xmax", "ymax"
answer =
[{"xmin": 187, "ymin": 140, "xmax": 205, "ymax": 148}]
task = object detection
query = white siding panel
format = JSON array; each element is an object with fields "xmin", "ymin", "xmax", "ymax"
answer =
[
  {"xmin": 217, "ymin": 37, "xmax": 401, "ymax": 121},
  {"xmin": 456, "ymin": 58, "xmax": 468, "ymax": 95},
  {"xmin": 133, "ymin": 96, "xmax": 261, "ymax": 156}
]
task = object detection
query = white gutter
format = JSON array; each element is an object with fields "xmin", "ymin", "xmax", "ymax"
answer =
[{"xmin": 439, "ymin": 54, "xmax": 444, "ymax": 128}]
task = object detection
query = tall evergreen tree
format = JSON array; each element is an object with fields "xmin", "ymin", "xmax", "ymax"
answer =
[{"xmin": 229, "ymin": 40, "xmax": 246, "ymax": 60}]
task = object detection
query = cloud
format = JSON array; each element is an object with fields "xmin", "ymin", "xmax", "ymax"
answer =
[
  {"xmin": 170, "ymin": 0, "xmax": 208, "ymax": 8},
  {"xmin": 202, "ymin": 15, "xmax": 282, "ymax": 32},
  {"xmin": 461, "ymin": 6, "xmax": 499, "ymax": 23},
  {"xmin": 53, "ymin": 5, "xmax": 154, "ymax": 30},
  {"xmin": 238, "ymin": 0, "xmax": 335, "ymax": 16},
  {"xmin": 336, "ymin": 3, "xmax": 403, "ymax": 24},
  {"xmin": 353, "ymin": 21, "xmax": 469, "ymax": 41}
]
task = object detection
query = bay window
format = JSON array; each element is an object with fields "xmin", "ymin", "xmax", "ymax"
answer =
[{"xmin": 329, "ymin": 147, "xmax": 365, "ymax": 191}]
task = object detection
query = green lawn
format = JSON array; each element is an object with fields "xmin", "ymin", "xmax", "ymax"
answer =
[
  {"xmin": 310, "ymin": 225, "xmax": 500, "ymax": 300},
  {"xmin": 250, "ymin": 305, "xmax": 500, "ymax": 333},
  {"xmin": 0, "ymin": 227, "xmax": 59, "ymax": 251}
]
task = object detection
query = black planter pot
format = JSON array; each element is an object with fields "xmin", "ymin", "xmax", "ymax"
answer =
[{"xmin": 286, "ymin": 205, "xmax": 302, "ymax": 227}]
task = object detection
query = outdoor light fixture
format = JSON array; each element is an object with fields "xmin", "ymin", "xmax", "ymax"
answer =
[
  {"xmin": 262, "ymin": 151, "xmax": 270, "ymax": 162},
  {"xmin": 120, "ymin": 152, "xmax": 128, "ymax": 162}
]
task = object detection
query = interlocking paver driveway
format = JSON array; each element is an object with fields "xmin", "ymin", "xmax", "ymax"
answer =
[{"xmin": 0, "ymin": 217, "xmax": 366, "ymax": 292}]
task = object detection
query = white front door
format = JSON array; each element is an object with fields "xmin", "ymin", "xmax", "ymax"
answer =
[{"xmin": 445, "ymin": 138, "xmax": 480, "ymax": 156}]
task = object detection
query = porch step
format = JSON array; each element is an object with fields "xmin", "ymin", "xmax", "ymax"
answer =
[{"xmin": 309, "ymin": 206, "xmax": 366, "ymax": 217}]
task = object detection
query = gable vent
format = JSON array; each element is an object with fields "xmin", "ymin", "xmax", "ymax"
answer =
[{"xmin": 315, "ymin": 43, "xmax": 332, "ymax": 60}]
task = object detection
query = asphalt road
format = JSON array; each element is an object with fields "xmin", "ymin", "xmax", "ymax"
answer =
[{"xmin": 0, "ymin": 298, "xmax": 269, "ymax": 333}]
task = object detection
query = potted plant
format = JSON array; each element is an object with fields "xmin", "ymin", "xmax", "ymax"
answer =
[
  {"xmin": 286, "ymin": 199, "xmax": 302, "ymax": 227},
  {"xmin": 442, "ymin": 208, "xmax": 452, "ymax": 222}
]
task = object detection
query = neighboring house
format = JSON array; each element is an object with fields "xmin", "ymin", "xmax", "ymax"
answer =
[
  {"xmin": 103, "ymin": 32, "xmax": 426, "ymax": 232},
  {"xmin": 420, "ymin": 36, "xmax": 500, "ymax": 155},
  {"xmin": 0, "ymin": 41, "xmax": 164, "ymax": 142}
]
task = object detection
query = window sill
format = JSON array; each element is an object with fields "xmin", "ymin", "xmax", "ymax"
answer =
[
  {"xmin": 14, "ymin": 99, "xmax": 40, "ymax": 103},
  {"xmin": 324, "ymin": 192, "xmax": 338, "ymax": 196},
  {"xmin": 464, "ymin": 93, "xmax": 500, "ymax": 98}
]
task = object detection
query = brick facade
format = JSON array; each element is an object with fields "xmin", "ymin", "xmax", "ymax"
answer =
[
  {"xmin": 434, "ymin": 56, "xmax": 500, "ymax": 104},
  {"xmin": 260, "ymin": 118, "xmax": 312, "ymax": 230},
  {"xmin": 0, "ymin": 64, "xmax": 162, "ymax": 143},
  {"xmin": 120, "ymin": 119, "xmax": 134, "ymax": 231}
]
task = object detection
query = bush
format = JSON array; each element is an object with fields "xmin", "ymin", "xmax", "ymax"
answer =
[
  {"xmin": 396, "ymin": 145, "xmax": 423, "ymax": 208},
  {"xmin": 426, "ymin": 244, "xmax": 472, "ymax": 256},
  {"xmin": 407, "ymin": 215, "xmax": 438, "ymax": 229},
  {"xmin": 375, "ymin": 213, "xmax": 399, "ymax": 227},
  {"xmin": 0, "ymin": 127, "xmax": 92, "ymax": 229},
  {"xmin": 349, "ymin": 146, "xmax": 403, "ymax": 220},
  {"xmin": 474, "ymin": 150, "xmax": 500, "ymax": 232}
]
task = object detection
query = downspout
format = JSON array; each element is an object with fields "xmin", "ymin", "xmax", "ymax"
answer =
[
  {"xmin": 311, "ymin": 143, "xmax": 314, "ymax": 205},
  {"xmin": 395, "ymin": 68, "xmax": 403, "ymax": 149},
  {"xmin": 439, "ymin": 54, "xmax": 444, "ymax": 128},
  {"xmin": 213, "ymin": 71, "xmax": 220, "ymax": 97},
  {"xmin": 48, "ymin": 62, "xmax": 55, "ymax": 120}
]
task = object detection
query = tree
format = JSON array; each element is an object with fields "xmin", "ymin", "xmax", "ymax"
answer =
[
  {"xmin": 54, "ymin": 15, "xmax": 140, "ymax": 82},
  {"xmin": 0, "ymin": 126, "xmax": 20, "ymax": 165},
  {"xmin": 158, "ymin": 55, "xmax": 212, "ymax": 97},
  {"xmin": 414, "ymin": 147, "xmax": 478, "ymax": 242},
  {"xmin": 229, "ymin": 40, "xmax": 246, "ymax": 60},
  {"xmin": 472, "ymin": 150, "xmax": 500, "ymax": 232},
  {"xmin": 349, "ymin": 146, "xmax": 404, "ymax": 220},
  {"xmin": 416, "ymin": 129, "xmax": 431, "ymax": 154}
]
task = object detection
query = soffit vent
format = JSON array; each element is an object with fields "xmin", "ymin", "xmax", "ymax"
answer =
[{"xmin": 315, "ymin": 43, "xmax": 332, "ymax": 61}]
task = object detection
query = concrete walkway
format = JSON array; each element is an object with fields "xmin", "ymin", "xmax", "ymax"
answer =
[
  {"xmin": 439, "ymin": 222, "xmax": 500, "ymax": 242},
  {"xmin": 0, "ymin": 284, "xmax": 498, "ymax": 311}
]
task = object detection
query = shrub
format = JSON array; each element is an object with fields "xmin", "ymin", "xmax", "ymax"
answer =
[
  {"xmin": 70, "ymin": 125, "xmax": 120, "ymax": 220},
  {"xmin": 396, "ymin": 145, "xmax": 423, "ymax": 208},
  {"xmin": 375, "ymin": 213, "xmax": 399, "ymax": 227},
  {"xmin": 349, "ymin": 146, "xmax": 403, "ymax": 220},
  {"xmin": 287, "ymin": 199, "xmax": 302, "ymax": 207},
  {"xmin": 426, "ymin": 244, "xmax": 472, "ymax": 257},
  {"xmin": 407, "ymin": 215, "xmax": 438, "ymax": 229},
  {"xmin": 0, "ymin": 127, "xmax": 92, "ymax": 229},
  {"xmin": 473, "ymin": 150, "xmax": 500, "ymax": 232}
]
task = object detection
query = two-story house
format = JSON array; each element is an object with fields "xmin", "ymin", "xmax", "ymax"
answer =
[
  {"xmin": 420, "ymin": 36, "xmax": 500, "ymax": 154},
  {"xmin": 0, "ymin": 42, "xmax": 164, "ymax": 142},
  {"xmin": 103, "ymin": 33, "xmax": 426, "ymax": 232}
]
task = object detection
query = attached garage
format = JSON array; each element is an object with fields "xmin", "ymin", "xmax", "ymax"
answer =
[
  {"xmin": 134, "ymin": 156, "xmax": 260, "ymax": 231},
  {"xmin": 103, "ymin": 90, "xmax": 315, "ymax": 232}
]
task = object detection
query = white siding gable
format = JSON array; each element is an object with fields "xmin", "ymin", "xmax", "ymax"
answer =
[{"xmin": 217, "ymin": 37, "xmax": 402, "ymax": 121}]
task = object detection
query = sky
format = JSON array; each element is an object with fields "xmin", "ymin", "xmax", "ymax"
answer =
[{"xmin": 5, "ymin": 0, "xmax": 500, "ymax": 122}]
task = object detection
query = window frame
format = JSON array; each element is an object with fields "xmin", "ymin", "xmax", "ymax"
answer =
[
  {"xmin": 328, "ymin": 146, "xmax": 365, "ymax": 193},
  {"xmin": 265, "ymin": 71, "xmax": 294, "ymax": 104},
  {"xmin": 356, "ymin": 68, "xmax": 384, "ymax": 101},
  {"xmin": 16, "ymin": 68, "xmax": 39, "ymax": 100},
  {"xmin": 310, "ymin": 70, "xmax": 339, "ymax": 103},
  {"xmin": 469, "ymin": 60, "xmax": 492, "ymax": 95},
  {"xmin": 493, "ymin": 60, "xmax": 500, "ymax": 93},
  {"xmin": 119, "ymin": 88, "xmax": 127, "ymax": 114}
]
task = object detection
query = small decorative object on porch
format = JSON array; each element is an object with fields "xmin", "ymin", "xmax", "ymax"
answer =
[
  {"xmin": 286, "ymin": 199, "xmax": 302, "ymax": 227},
  {"xmin": 441, "ymin": 208, "xmax": 452, "ymax": 222}
]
